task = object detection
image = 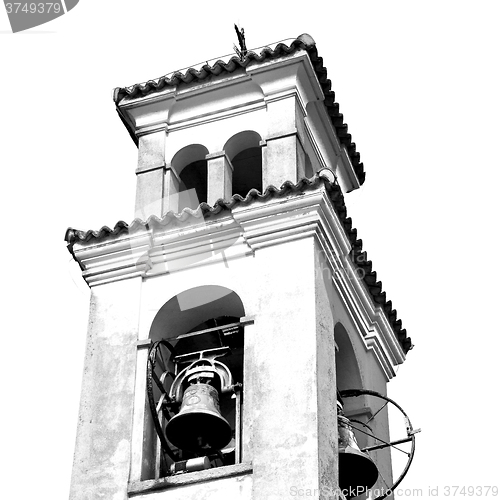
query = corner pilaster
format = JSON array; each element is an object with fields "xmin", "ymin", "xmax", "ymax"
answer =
[
  {"xmin": 135, "ymin": 128, "xmax": 167, "ymax": 219},
  {"xmin": 70, "ymin": 277, "xmax": 142, "ymax": 500}
]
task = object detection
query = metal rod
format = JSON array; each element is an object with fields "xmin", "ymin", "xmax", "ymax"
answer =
[
  {"xmin": 175, "ymin": 322, "xmax": 240, "ymax": 340},
  {"xmin": 362, "ymin": 436, "xmax": 412, "ymax": 452},
  {"xmin": 173, "ymin": 346, "xmax": 231, "ymax": 364},
  {"xmin": 168, "ymin": 319, "xmax": 252, "ymax": 341},
  {"xmin": 349, "ymin": 422, "xmax": 409, "ymax": 455},
  {"xmin": 366, "ymin": 401, "xmax": 389, "ymax": 425},
  {"xmin": 235, "ymin": 390, "xmax": 241, "ymax": 464}
]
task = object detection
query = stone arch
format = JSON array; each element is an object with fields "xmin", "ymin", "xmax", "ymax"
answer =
[
  {"xmin": 171, "ymin": 144, "xmax": 209, "ymax": 210},
  {"xmin": 149, "ymin": 285, "xmax": 245, "ymax": 343},
  {"xmin": 224, "ymin": 131, "xmax": 263, "ymax": 197}
]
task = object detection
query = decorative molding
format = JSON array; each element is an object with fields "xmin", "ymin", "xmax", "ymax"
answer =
[
  {"xmin": 135, "ymin": 162, "xmax": 166, "ymax": 175},
  {"xmin": 264, "ymin": 129, "xmax": 299, "ymax": 143},
  {"xmin": 340, "ymin": 145, "xmax": 361, "ymax": 193},
  {"xmin": 305, "ymin": 98, "xmax": 360, "ymax": 193},
  {"xmin": 118, "ymin": 85, "xmax": 177, "ymax": 109},
  {"xmin": 205, "ymin": 150, "xmax": 226, "ymax": 160},
  {"xmin": 304, "ymin": 120, "xmax": 332, "ymax": 172},
  {"xmin": 175, "ymin": 73, "xmax": 252, "ymax": 100},
  {"xmin": 135, "ymin": 123, "xmax": 168, "ymax": 137},
  {"xmin": 169, "ymin": 99, "xmax": 266, "ymax": 133},
  {"xmin": 146, "ymin": 218, "xmax": 253, "ymax": 277},
  {"xmin": 306, "ymin": 194, "xmax": 405, "ymax": 375},
  {"xmin": 70, "ymin": 182, "xmax": 404, "ymax": 374}
]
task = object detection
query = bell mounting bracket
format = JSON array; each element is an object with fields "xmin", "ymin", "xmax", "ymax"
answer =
[{"xmin": 169, "ymin": 355, "xmax": 234, "ymax": 404}]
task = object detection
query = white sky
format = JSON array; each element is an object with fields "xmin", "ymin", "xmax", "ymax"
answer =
[{"xmin": 1, "ymin": 1, "xmax": 499, "ymax": 498}]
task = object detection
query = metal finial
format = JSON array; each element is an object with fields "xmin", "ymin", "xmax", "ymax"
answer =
[{"xmin": 233, "ymin": 24, "xmax": 247, "ymax": 60}]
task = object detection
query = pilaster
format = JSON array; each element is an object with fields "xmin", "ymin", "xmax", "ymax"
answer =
[
  {"xmin": 70, "ymin": 277, "xmax": 142, "ymax": 500},
  {"xmin": 163, "ymin": 164, "xmax": 181, "ymax": 214},
  {"xmin": 245, "ymin": 240, "xmax": 336, "ymax": 499},
  {"xmin": 135, "ymin": 129, "xmax": 167, "ymax": 219},
  {"xmin": 206, "ymin": 151, "xmax": 233, "ymax": 205},
  {"xmin": 314, "ymin": 238, "xmax": 339, "ymax": 496},
  {"xmin": 262, "ymin": 94, "xmax": 306, "ymax": 186}
]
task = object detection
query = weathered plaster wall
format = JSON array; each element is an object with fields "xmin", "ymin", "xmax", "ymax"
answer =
[
  {"xmin": 246, "ymin": 240, "xmax": 321, "ymax": 499},
  {"xmin": 70, "ymin": 198, "xmax": 398, "ymax": 499},
  {"xmin": 70, "ymin": 277, "xmax": 142, "ymax": 500},
  {"xmin": 314, "ymin": 238, "xmax": 339, "ymax": 496}
]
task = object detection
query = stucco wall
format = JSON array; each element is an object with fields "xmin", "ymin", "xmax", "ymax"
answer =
[{"xmin": 70, "ymin": 277, "xmax": 142, "ymax": 500}]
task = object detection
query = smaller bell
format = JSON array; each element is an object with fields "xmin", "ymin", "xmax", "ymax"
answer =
[
  {"xmin": 166, "ymin": 383, "xmax": 232, "ymax": 452},
  {"xmin": 338, "ymin": 414, "xmax": 379, "ymax": 497}
]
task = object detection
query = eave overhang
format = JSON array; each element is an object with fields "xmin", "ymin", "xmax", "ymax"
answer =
[{"xmin": 65, "ymin": 170, "xmax": 411, "ymax": 358}]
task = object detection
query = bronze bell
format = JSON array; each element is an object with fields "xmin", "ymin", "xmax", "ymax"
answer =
[
  {"xmin": 338, "ymin": 414, "xmax": 379, "ymax": 497},
  {"xmin": 165, "ymin": 382, "xmax": 232, "ymax": 452}
]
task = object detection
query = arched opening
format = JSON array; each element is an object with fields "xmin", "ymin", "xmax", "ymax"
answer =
[
  {"xmin": 224, "ymin": 131, "xmax": 262, "ymax": 197},
  {"xmin": 172, "ymin": 144, "xmax": 209, "ymax": 210},
  {"xmin": 144, "ymin": 286, "xmax": 247, "ymax": 479},
  {"xmin": 335, "ymin": 322, "xmax": 363, "ymax": 393}
]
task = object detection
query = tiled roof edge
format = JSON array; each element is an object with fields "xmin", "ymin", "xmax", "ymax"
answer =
[
  {"xmin": 112, "ymin": 34, "xmax": 316, "ymax": 103},
  {"xmin": 65, "ymin": 170, "xmax": 410, "ymax": 353},
  {"xmin": 113, "ymin": 34, "xmax": 365, "ymax": 185}
]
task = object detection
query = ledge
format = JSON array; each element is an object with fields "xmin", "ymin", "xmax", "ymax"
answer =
[{"xmin": 128, "ymin": 462, "xmax": 253, "ymax": 496}]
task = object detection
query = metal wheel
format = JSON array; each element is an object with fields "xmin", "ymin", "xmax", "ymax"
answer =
[{"xmin": 339, "ymin": 389, "xmax": 419, "ymax": 500}]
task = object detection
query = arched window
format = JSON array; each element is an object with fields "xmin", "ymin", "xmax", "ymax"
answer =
[
  {"xmin": 224, "ymin": 131, "xmax": 262, "ymax": 197},
  {"xmin": 171, "ymin": 145, "xmax": 209, "ymax": 210},
  {"xmin": 143, "ymin": 286, "xmax": 248, "ymax": 480}
]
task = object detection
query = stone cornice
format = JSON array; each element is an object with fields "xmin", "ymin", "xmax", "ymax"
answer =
[{"xmin": 69, "ymin": 180, "xmax": 405, "ymax": 376}]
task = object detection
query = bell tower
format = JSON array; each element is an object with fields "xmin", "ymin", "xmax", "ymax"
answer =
[{"xmin": 67, "ymin": 34, "xmax": 413, "ymax": 500}]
